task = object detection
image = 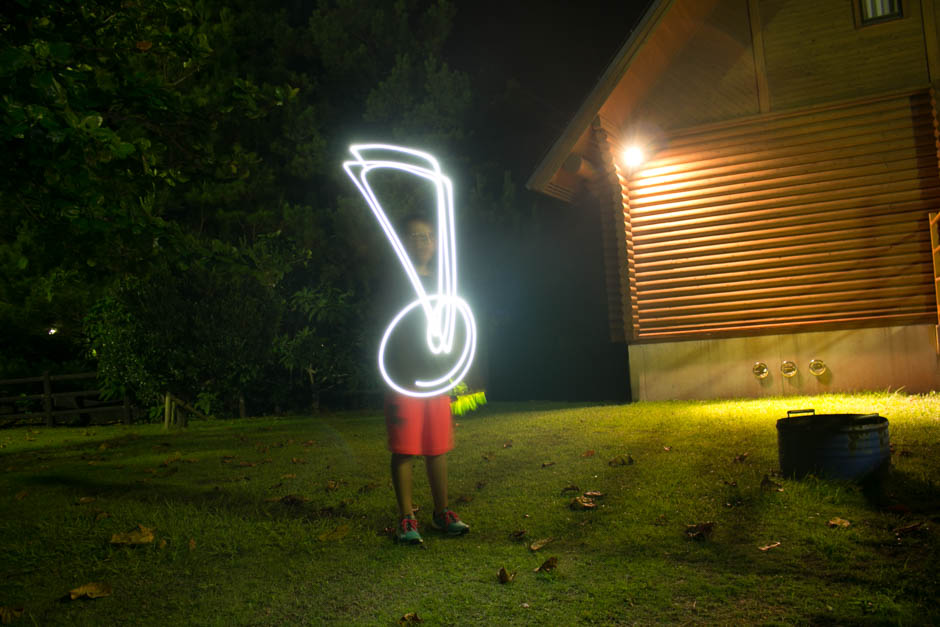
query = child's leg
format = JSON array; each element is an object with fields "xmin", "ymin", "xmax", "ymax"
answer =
[
  {"xmin": 425, "ymin": 453, "xmax": 448, "ymax": 515},
  {"xmin": 391, "ymin": 453, "xmax": 415, "ymax": 518}
]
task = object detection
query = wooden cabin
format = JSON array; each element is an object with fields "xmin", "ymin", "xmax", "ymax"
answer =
[{"xmin": 529, "ymin": 0, "xmax": 940, "ymax": 399}]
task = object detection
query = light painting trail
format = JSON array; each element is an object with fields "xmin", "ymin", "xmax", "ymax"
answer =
[{"xmin": 343, "ymin": 144, "xmax": 477, "ymax": 397}]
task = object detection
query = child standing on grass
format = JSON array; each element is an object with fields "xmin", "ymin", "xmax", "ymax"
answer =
[{"xmin": 381, "ymin": 211, "xmax": 470, "ymax": 544}]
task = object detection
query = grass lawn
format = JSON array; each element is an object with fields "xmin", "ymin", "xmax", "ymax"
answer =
[{"xmin": 1, "ymin": 393, "xmax": 938, "ymax": 625}]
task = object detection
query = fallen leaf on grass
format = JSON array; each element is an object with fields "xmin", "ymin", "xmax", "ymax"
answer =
[
  {"xmin": 733, "ymin": 453, "xmax": 749, "ymax": 463},
  {"xmin": 503, "ymin": 441, "xmax": 513, "ymax": 448},
  {"xmin": 189, "ymin": 538, "xmax": 196, "ymax": 551},
  {"xmin": 160, "ymin": 452, "xmax": 182, "ymax": 467},
  {"xmin": 155, "ymin": 466, "xmax": 178, "ymax": 479},
  {"xmin": 723, "ymin": 480, "xmax": 738, "ymax": 487},
  {"xmin": 758, "ymin": 541, "xmax": 781, "ymax": 551},
  {"xmin": 509, "ymin": 530, "xmax": 527, "ymax": 541},
  {"xmin": 302, "ymin": 440, "xmax": 316, "ymax": 447},
  {"xmin": 608, "ymin": 454, "xmax": 634, "ymax": 466},
  {"xmin": 77, "ymin": 496, "xmax": 96, "ymax": 504},
  {"xmin": 398, "ymin": 612, "xmax": 422, "ymax": 625},
  {"xmin": 685, "ymin": 521, "xmax": 716, "ymax": 541},
  {"xmin": 497, "ymin": 567, "xmax": 515, "ymax": 583},
  {"xmin": 534, "ymin": 557, "xmax": 558, "ymax": 572},
  {"xmin": 94, "ymin": 511, "xmax": 111, "ymax": 522},
  {"xmin": 266, "ymin": 494, "xmax": 306, "ymax": 506},
  {"xmin": 761, "ymin": 475, "xmax": 784, "ymax": 492},
  {"xmin": 583, "ymin": 491, "xmax": 604, "ymax": 498},
  {"xmin": 236, "ymin": 461, "xmax": 256, "ymax": 467},
  {"xmin": 281, "ymin": 473, "xmax": 297, "ymax": 479},
  {"xmin": 292, "ymin": 457, "xmax": 306, "ymax": 464},
  {"xmin": 14, "ymin": 490, "xmax": 27, "ymax": 501},
  {"xmin": 529, "ymin": 537, "xmax": 554, "ymax": 551},
  {"xmin": 110, "ymin": 524, "xmax": 155, "ymax": 545},
  {"xmin": 560, "ymin": 485, "xmax": 580, "ymax": 494},
  {"xmin": 325, "ymin": 480, "xmax": 342, "ymax": 492},
  {"xmin": 570, "ymin": 495, "xmax": 597, "ymax": 510},
  {"xmin": 663, "ymin": 446, "xmax": 672, "ymax": 452},
  {"xmin": 69, "ymin": 582, "xmax": 111, "ymax": 600},
  {"xmin": 318, "ymin": 524, "xmax": 350, "ymax": 541},
  {"xmin": 0, "ymin": 606, "xmax": 24, "ymax": 623},
  {"xmin": 893, "ymin": 521, "xmax": 925, "ymax": 537},
  {"xmin": 540, "ymin": 461, "xmax": 555, "ymax": 468},
  {"xmin": 581, "ymin": 450, "xmax": 595, "ymax": 458},
  {"xmin": 827, "ymin": 517, "xmax": 851, "ymax": 528}
]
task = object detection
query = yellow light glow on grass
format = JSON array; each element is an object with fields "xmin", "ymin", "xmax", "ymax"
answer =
[{"xmin": 343, "ymin": 144, "xmax": 477, "ymax": 398}]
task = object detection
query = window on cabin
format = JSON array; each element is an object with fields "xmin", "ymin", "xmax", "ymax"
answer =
[{"xmin": 858, "ymin": 0, "xmax": 902, "ymax": 24}]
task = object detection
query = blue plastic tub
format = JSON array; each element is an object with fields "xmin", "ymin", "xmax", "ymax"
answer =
[{"xmin": 776, "ymin": 409, "xmax": 890, "ymax": 481}]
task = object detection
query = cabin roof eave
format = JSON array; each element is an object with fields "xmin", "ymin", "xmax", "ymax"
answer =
[{"xmin": 526, "ymin": 0, "xmax": 673, "ymax": 200}]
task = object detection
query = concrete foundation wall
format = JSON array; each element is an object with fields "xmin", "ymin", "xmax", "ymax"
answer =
[{"xmin": 629, "ymin": 324, "xmax": 940, "ymax": 400}]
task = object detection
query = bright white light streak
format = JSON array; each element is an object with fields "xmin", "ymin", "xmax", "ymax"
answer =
[{"xmin": 343, "ymin": 144, "xmax": 477, "ymax": 397}]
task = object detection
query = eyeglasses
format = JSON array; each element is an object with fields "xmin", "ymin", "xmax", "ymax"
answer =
[{"xmin": 407, "ymin": 232, "xmax": 434, "ymax": 243}]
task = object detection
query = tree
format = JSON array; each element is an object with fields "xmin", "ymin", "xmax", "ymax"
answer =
[{"xmin": 2, "ymin": 0, "xmax": 483, "ymax": 415}]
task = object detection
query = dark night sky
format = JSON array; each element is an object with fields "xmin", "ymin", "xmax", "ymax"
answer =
[
  {"xmin": 443, "ymin": 2, "xmax": 652, "ymax": 401},
  {"xmin": 448, "ymin": 0, "xmax": 652, "ymax": 173}
]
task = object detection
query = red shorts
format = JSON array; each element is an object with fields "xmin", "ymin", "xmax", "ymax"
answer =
[{"xmin": 384, "ymin": 393, "xmax": 453, "ymax": 456}]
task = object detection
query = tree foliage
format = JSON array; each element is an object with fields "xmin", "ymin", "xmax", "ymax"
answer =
[{"xmin": 1, "ymin": 0, "xmax": 477, "ymax": 415}]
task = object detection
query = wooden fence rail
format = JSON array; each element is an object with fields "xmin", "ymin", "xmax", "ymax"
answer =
[{"xmin": 0, "ymin": 371, "xmax": 131, "ymax": 426}]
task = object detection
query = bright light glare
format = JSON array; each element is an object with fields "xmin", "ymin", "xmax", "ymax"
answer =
[
  {"xmin": 343, "ymin": 143, "xmax": 477, "ymax": 398},
  {"xmin": 623, "ymin": 146, "xmax": 644, "ymax": 168},
  {"xmin": 48, "ymin": 328, "xmax": 58, "ymax": 335}
]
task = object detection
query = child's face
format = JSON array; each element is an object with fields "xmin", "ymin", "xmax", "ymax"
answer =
[{"xmin": 404, "ymin": 219, "xmax": 435, "ymax": 269}]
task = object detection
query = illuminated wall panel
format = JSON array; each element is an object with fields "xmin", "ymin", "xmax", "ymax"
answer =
[{"xmin": 622, "ymin": 89, "xmax": 938, "ymax": 340}]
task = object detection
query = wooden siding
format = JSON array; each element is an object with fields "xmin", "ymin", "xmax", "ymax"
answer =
[
  {"xmin": 623, "ymin": 89, "xmax": 939, "ymax": 340},
  {"xmin": 761, "ymin": 0, "xmax": 929, "ymax": 110},
  {"xmin": 609, "ymin": 0, "xmax": 760, "ymax": 133}
]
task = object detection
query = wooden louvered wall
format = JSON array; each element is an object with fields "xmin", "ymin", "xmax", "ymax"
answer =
[{"xmin": 623, "ymin": 89, "xmax": 938, "ymax": 340}]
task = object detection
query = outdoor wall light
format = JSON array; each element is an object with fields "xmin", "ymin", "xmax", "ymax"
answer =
[
  {"xmin": 808, "ymin": 359, "xmax": 828, "ymax": 376},
  {"xmin": 781, "ymin": 360, "xmax": 798, "ymax": 378},
  {"xmin": 752, "ymin": 362, "xmax": 769, "ymax": 379},
  {"xmin": 622, "ymin": 146, "xmax": 645, "ymax": 169}
]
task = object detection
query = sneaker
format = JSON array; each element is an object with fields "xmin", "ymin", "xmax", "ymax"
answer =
[
  {"xmin": 431, "ymin": 509, "xmax": 470, "ymax": 536},
  {"xmin": 395, "ymin": 516, "xmax": 423, "ymax": 544}
]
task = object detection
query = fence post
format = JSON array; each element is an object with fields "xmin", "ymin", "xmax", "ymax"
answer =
[
  {"xmin": 42, "ymin": 371, "xmax": 53, "ymax": 427},
  {"xmin": 164, "ymin": 393, "xmax": 171, "ymax": 429}
]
